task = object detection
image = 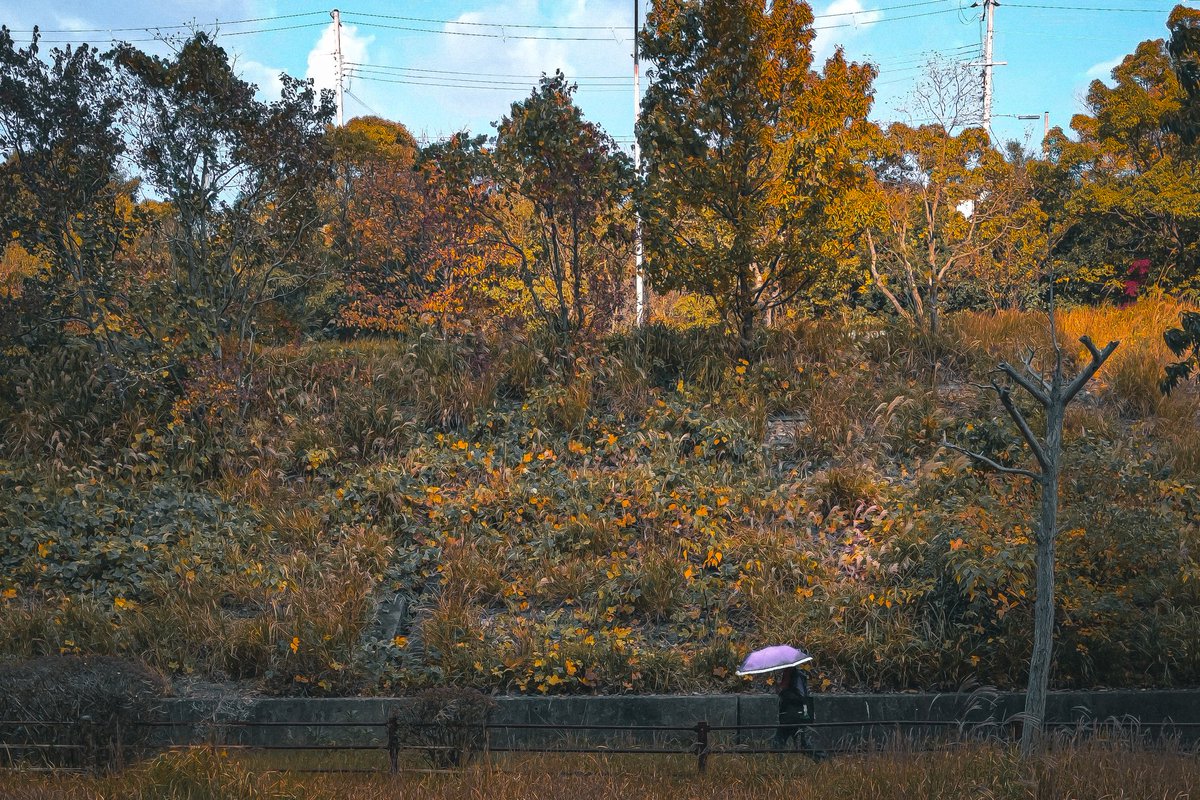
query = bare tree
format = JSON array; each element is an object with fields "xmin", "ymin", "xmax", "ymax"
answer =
[
  {"xmin": 897, "ymin": 55, "xmax": 983, "ymax": 133},
  {"xmin": 866, "ymin": 58, "xmax": 1042, "ymax": 344},
  {"xmin": 944, "ymin": 310, "xmax": 1118, "ymax": 758}
]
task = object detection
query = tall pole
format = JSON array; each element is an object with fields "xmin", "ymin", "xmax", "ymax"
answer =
[
  {"xmin": 633, "ymin": 0, "xmax": 646, "ymax": 327},
  {"xmin": 982, "ymin": 0, "xmax": 997, "ymax": 135},
  {"xmin": 331, "ymin": 8, "xmax": 344, "ymax": 127}
]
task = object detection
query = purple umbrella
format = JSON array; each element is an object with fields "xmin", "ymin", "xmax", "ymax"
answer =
[{"xmin": 736, "ymin": 645, "xmax": 812, "ymax": 676}]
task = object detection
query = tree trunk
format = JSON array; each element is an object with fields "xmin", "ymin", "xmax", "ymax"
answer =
[
  {"xmin": 947, "ymin": 335, "xmax": 1117, "ymax": 761},
  {"xmin": 1022, "ymin": 399, "xmax": 1062, "ymax": 757},
  {"xmin": 738, "ymin": 307, "xmax": 756, "ymax": 360}
]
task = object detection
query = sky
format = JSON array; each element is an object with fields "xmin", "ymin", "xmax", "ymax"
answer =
[{"xmin": 2, "ymin": 0, "xmax": 1198, "ymax": 150}]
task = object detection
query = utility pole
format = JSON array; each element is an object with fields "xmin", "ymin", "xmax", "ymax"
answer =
[
  {"xmin": 979, "ymin": 0, "xmax": 998, "ymax": 133},
  {"xmin": 633, "ymin": 0, "xmax": 646, "ymax": 327},
  {"xmin": 331, "ymin": 8, "xmax": 344, "ymax": 127}
]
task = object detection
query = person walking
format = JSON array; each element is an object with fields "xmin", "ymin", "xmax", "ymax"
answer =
[{"xmin": 772, "ymin": 665, "xmax": 814, "ymax": 753}]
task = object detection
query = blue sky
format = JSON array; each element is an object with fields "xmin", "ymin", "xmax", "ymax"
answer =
[{"xmin": 2, "ymin": 0, "xmax": 1196, "ymax": 148}]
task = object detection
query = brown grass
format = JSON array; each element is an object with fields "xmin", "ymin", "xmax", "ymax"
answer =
[{"xmin": 3, "ymin": 742, "xmax": 1199, "ymax": 800}]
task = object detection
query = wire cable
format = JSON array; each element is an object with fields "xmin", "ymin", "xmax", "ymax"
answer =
[
  {"xmin": 1004, "ymin": 3, "xmax": 1178, "ymax": 11},
  {"xmin": 342, "ymin": 8, "xmax": 961, "ymax": 42},
  {"xmin": 28, "ymin": 22, "xmax": 330, "ymax": 44},
  {"xmin": 345, "ymin": 61, "xmax": 630, "ymax": 80},
  {"xmin": 342, "ymin": 1, "xmax": 956, "ymax": 30},
  {"xmin": 6, "ymin": 11, "xmax": 328, "ymax": 34},
  {"xmin": 346, "ymin": 71, "xmax": 645, "ymax": 93}
]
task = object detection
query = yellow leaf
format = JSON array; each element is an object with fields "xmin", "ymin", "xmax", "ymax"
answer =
[{"xmin": 290, "ymin": 636, "xmax": 300, "ymax": 654}]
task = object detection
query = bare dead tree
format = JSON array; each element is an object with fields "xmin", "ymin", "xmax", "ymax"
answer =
[
  {"xmin": 943, "ymin": 321, "xmax": 1118, "ymax": 758},
  {"xmin": 898, "ymin": 55, "xmax": 983, "ymax": 133}
]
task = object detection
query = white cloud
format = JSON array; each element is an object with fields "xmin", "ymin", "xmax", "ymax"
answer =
[
  {"xmin": 51, "ymin": 14, "xmax": 91, "ymax": 32},
  {"xmin": 238, "ymin": 58, "xmax": 286, "ymax": 101},
  {"xmin": 1085, "ymin": 53, "xmax": 1124, "ymax": 82},
  {"xmin": 812, "ymin": 0, "xmax": 883, "ymax": 64},
  {"xmin": 306, "ymin": 20, "xmax": 374, "ymax": 98},
  {"xmin": 414, "ymin": 0, "xmax": 632, "ymax": 136}
]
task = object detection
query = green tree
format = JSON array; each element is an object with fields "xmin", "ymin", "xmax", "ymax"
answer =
[
  {"xmin": 0, "ymin": 28, "xmax": 139, "ymax": 368},
  {"xmin": 1167, "ymin": 4, "xmax": 1200, "ymax": 145},
  {"xmin": 486, "ymin": 72, "xmax": 633, "ymax": 339},
  {"xmin": 113, "ymin": 34, "xmax": 335, "ymax": 356},
  {"xmin": 1038, "ymin": 31, "xmax": 1200, "ymax": 299},
  {"xmin": 636, "ymin": 0, "xmax": 876, "ymax": 352},
  {"xmin": 1160, "ymin": 6, "xmax": 1200, "ymax": 395}
]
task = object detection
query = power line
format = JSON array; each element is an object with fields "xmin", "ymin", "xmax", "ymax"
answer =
[
  {"xmin": 346, "ymin": 62, "xmax": 630, "ymax": 80},
  {"xmin": 1003, "ymin": 3, "xmax": 1179, "ymax": 11},
  {"xmin": 6, "ymin": 11, "xmax": 328, "ymax": 34},
  {"xmin": 347, "ymin": 63, "xmax": 629, "ymax": 85},
  {"xmin": 342, "ymin": 8, "xmax": 961, "ymax": 42},
  {"xmin": 346, "ymin": 71, "xmax": 645, "ymax": 93},
  {"xmin": 867, "ymin": 44, "xmax": 980, "ymax": 67},
  {"xmin": 344, "ymin": 88, "xmax": 380, "ymax": 117},
  {"xmin": 343, "ymin": 0, "xmax": 956, "ymax": 30},
  {"xmin": 28, "ymin": 22, "xmax": 330, "ymax": 44}
]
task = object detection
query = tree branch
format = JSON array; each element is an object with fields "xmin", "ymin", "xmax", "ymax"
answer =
[
  {"xmin": 997, "ymin": 361, "xmax": 1051, "ymax": 408},
  {"xmin": 1063, "ymin": 336, "xmax": 1120, "ymax": 404},
  {"xmin": 1019, "ymin": 349, "xmax": 1052, "ymax": 395},
  {"xmin": 992, "ymin": 380, "xmax": 1052, "ymax": 473},
  {"xmin": 942, "ymin": 439, "xmax": 1042, "ymax": 481}
]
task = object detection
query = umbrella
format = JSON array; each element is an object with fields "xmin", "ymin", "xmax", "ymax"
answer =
[{"xmin": 736, "ymin": 645, "xmax": 812, "ymax": 676}]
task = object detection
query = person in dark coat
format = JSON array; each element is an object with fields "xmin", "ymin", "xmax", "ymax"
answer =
[{"xmin": 772, "ymin": 666, "xmax": 814, "ymax": 752}]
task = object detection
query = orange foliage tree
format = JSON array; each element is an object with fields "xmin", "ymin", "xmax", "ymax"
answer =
[{"xmin": 330, "ymin": 119, "xmax": 498, "ymax": 335}]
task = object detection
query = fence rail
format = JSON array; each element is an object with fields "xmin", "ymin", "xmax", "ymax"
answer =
[{"xmin": 4, "ymin": 714, "xmax": 1198, "ymax": 775}]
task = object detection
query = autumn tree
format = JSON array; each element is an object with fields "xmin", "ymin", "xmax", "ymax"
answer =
[
  {"xmin": 1037, "ymin": 28, "xmax": 1200, "ymax": 300},
  {"xmin": 0, "ymin": 28, "xmax": 140, "ymax": 369},
  {"xmin": 113, "ymin": 34, "xmax": 335, "ymax": 356},
  {"xmin": 866, "ymin": 125, "xmax": 1047, "ymax": 333},
  {"xmin": 327, "ymin": 116, "xmax": 422, "ymax": 333},
  {"xmin": 328, "ymin": 120, "xmax": 499, "ymax": 335},
  {"xmin": 483, "ymin": 72, "xmax": 633, "ymax": 339},
  {"xmin": 636, "ymin": 0, "xmax": 876, "ymax": 352}
]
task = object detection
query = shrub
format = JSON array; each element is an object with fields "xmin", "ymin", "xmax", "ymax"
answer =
[
  {"xmin": 0, "ymin": 655, "xmax": 171, "ymax": 771},
  {"xmin": 393, "ymin": 687, "xmax": 497, "ymax": 768}
]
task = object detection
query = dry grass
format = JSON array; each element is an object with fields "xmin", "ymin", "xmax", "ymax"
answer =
[{"xmin": 3, "ymin": 742, "xmax": 1200, "ymax": 800}]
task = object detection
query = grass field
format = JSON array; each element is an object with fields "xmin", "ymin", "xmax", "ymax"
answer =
[{"xmin": 3, "ymin": 740, "xmax": 1199, "ymax": 800}]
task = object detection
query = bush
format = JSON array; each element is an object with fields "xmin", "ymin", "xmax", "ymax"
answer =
[
  {"xmin": 393, "ymin": 687, "xmax": 496, "ymax": 768},
  {"xmin": 0, "ymin": 655, "xmax": 171, "ymax": 771}
]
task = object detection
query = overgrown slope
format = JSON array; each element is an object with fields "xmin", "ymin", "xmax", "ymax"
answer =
[{"xmin": 2, "ymin": 300, "xmax": 1198, "ymax": 696}]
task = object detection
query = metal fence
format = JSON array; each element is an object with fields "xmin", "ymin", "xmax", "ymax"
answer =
[{"xmin": 3, "ymin": 716, "xmax": 1199, "ymax": 775}]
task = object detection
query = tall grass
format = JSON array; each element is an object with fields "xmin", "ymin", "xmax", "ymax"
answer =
[{"xmin": 4, "ymin": 742, "xmax": 1200, "ymax": 800}]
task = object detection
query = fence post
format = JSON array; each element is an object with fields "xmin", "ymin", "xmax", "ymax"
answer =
[
  {"xmin": 81, "ymin": 716, "xmax": 97, "ymax": 772},
  {"xmin": 387, "ymin": 714, "xmax": 399, "ymax": 775},
  {"xmin": 694, "ymin": 720, "xmax": 710, "ymax": 774},
  {"xmin": 113, "ymin": 716, "xmax": 124, "ymax": 771}
]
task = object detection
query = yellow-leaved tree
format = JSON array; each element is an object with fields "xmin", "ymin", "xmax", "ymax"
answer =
[{"xmin": 636, "ymin": 0, "xmax": 877, "ymax": 354}]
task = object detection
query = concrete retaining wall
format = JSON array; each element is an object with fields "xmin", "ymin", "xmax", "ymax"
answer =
[{"xmin": 157, "ymin": 691, "xmax": 1200, "ymax": 750}]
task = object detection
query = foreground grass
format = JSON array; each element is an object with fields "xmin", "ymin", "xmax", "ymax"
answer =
[{"xmin": 4, "ymin": 742, "xmax": 1200, "ymax": 800}]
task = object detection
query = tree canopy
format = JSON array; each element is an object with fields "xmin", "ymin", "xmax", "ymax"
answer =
[{"xmin": 636, "ymin": 0, "xmax": 876, "ymax": 351}]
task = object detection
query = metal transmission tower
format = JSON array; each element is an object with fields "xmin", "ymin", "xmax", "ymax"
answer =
[
  {"xmin": 331, "ymin": 8, "xmax": 344, "ymax": 127},
  {"xmin": 633, "ymin": 0, "xmax": 646, "ymax": 327}
]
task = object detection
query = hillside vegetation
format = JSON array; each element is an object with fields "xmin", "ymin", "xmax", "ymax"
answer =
[
  {"xmin": 3, "ymin": 299, "xmax": 1198, "ymax": 696},
  {"xmin": 4, "ymin": 6, "xmax": 1200, "ymax": 698}
]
